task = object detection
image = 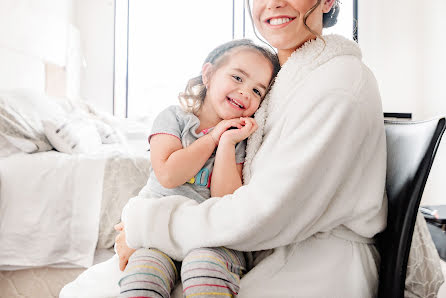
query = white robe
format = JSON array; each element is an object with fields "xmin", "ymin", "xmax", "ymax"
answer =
[{"xmin": 61, "ymin": 35, "xmax": 388, "ymax": 297}]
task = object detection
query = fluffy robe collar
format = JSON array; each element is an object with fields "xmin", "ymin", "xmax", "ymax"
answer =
[{"xmin": 242, "ymin": 34, "xmax": 362, "ymax": 184}]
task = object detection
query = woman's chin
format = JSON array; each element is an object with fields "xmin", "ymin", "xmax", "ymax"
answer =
[{"xmin": 262, "ymin": 36, "xmax": 297, "ymax": 52}]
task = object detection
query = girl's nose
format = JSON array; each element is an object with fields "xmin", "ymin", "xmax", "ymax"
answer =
[{"xmin": 239, "ymin": 89, "xmax": 249, "ymax": 100}]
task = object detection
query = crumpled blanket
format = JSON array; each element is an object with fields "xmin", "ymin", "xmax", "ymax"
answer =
[
  {"xmin": 96, "ymin": 150, "xmax": 151, "ymax": 249},
  {"xmin": 405, "ymin": 212, "xmax": 444, "ymax": 297}
]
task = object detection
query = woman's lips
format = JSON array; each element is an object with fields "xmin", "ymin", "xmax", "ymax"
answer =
[{"xmin": 266, "ymin": 16, "xmax": 296, "ymax": 28}]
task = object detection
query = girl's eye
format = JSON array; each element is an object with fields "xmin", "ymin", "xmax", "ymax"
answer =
[
  {"xmin": 253, "ymin": 88, "xmax": 262, "ymax": 97},
  {"xmin": 232, "ymin": 75, "xmax": 242, "ymax": 82}
]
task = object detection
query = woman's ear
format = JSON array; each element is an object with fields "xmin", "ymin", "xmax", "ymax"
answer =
[
  {"xmin": 322, "ymin": 0, "xmax": 336, "ymax": 13},
  {"xmin": 201, "ymin": 62, "xmax": 213, "ymax": 88}
]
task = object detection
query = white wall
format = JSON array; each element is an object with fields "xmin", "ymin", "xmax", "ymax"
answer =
[
  {"xmin": 0, "ymin": 0, "xmax": 72, "ymax": 93},
  {"xmin": 73, "ymin": 0, "xmax": 115, "ymax": 114},
  {"xmin": 359, "ymin": 0, "xmax": 446, "ymax": 205},
  {"xmin": 0, "ymin": 0, "xmax": 115, "ymax": 113},
  {"xmin": 0, "ymin": 47, "xmax": 45, "ymax": 93},
  {"xmin": 0, "ymin": 0, "xmax": 70, "ymax": 66}
]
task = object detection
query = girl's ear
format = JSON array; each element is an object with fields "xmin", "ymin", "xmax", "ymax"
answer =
[
  {"xmin": 322, "ymin": 0, "xmax": 336, "ymax": 13},
  {"xmin": 201, "ymin": 62, "xmax": 213, "ymax": 87}
]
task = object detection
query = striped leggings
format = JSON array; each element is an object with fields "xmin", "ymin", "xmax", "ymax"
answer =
[{"xmin": 118, "ymin": 247, "xmax": 246, "ymax": 298}]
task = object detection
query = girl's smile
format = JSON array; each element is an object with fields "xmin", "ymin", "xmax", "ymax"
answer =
[{"xmin": 226, "ymin": 96, "xmax": 245, "ymax": 110}]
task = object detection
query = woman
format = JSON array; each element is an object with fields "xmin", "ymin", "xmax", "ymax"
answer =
[{"xmin": 61, "ymin": 0, "xmax": 387, "ymax": 297}]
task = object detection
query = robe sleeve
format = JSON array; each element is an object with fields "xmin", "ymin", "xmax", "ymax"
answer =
[{"xmin": 121, "ymin": 89, "xmax": 384, "ymax": 260}]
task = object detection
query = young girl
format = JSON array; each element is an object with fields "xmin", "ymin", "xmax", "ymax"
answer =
[{"xmin": 115, "ymin": 39, "xmax": 280, "ymax": 298}]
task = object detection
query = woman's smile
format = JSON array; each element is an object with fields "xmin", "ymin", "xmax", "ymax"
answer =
[{"xmin": 266, "ymin": 16, "xmax": 296, "ymax": 28}]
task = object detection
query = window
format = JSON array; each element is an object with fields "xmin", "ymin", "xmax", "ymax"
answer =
[
  {"xmin": 114, "ymin": 0, "xmax": 357, "ymax": 120},
  {"xmin": 114, "ymin": 0, "xmax": 232, "ymax": 121}
]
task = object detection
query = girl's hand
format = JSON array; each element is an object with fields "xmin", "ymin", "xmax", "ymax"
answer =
[
  {"xmin": 220, "ymin": 117, "xmax": 258, "ymax": 145},
  {"xmin": 114, "ymin": 222, "xmax": 136, "ymax": 271},
  {"xmin": 209, "ymin": 118, "xmax": 245, "ymax": 144}
]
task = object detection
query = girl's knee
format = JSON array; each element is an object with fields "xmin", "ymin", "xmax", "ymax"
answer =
[
  {"xmin": 181, "ymin": 247, "xmax": 244, "ymax": 297},
  {"xmin": 119, "ymin": 248, "xmax": 179, "ymax": 298}
]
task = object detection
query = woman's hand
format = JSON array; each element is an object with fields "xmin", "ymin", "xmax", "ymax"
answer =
[
  {"xmin": 114, "ymin": 222, "xmax": 136, "ymax": 271},
  {"xmin": 209, "ymin": 118, "xmax": 245, "ymax": 144},
  {"xmin": 220, "ymin": 117, "xmax": 258, "ymax": 145}
]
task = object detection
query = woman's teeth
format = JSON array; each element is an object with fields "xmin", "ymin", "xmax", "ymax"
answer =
[{"xmin": 269, "ymin": 18, "xmax": 292, "ymax": 25}]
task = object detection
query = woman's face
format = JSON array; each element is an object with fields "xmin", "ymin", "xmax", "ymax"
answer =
[{"xmin": 252, "ymin": 0, "xmax": 333, "ymax": 63}]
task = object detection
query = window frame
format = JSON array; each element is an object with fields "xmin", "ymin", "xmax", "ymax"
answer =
[{"xmin": 113, "ymin": 0, "xmax": 358, "ymax": 117}]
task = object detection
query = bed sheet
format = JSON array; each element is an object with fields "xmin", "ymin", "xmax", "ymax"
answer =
[
  {"xmin": 0, "ymin": 145, "xmax": 150, "ymax": 270},
  {"xmin": 97, "ymin": 146, "xmax": 151, "ymax": 248},
  {"xmin": 0, "ymin": 151, "xmax": 105, "ymax": 269}
]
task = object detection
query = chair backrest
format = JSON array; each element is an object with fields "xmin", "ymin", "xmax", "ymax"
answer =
[{"xmin": 377, "ymin": 117, "xmax": 446, "ymax": 298}]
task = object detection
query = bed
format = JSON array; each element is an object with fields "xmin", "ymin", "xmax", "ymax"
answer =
[{"xmin": 0, "ymin": 90, "xmax": 152, "ymax": 297}]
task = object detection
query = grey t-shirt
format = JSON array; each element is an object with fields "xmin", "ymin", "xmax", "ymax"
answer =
[{"xmin": 144, "ymin": 105, "xmax": 246, "ymax": 203}]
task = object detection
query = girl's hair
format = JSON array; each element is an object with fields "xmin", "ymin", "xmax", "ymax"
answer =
[{"xmin": 179, "ymin": 39, "xmax": 280, "ymax": 114}]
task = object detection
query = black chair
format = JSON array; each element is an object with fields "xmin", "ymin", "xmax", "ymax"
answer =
[{"xmin": 377, "ymin": 117, "xmax": 446, "ymax": 298}]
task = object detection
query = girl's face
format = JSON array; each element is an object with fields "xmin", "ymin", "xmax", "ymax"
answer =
[
  {"xmin": 252, "ymin": 0, "xmax": 334, "ymax": 63},
  {"xmin": 203, "ymin": 49, "xmax": 273, "ymax": 121}
]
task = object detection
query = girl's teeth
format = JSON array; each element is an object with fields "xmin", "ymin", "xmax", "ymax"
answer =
[
  {"xmin": 233, "ymin": 100, "xmax": 243, "ymax": 108},
  {"xmin": 228, "ymin": 98, "xmax": 243, "ymax": 109},
  {"xmin": 270, "ymin": 18, "xmax": 291, "ymax": 25},
  {"xmin": 229, "ymin": 100, "xmax": 240, "ymax": 108}
]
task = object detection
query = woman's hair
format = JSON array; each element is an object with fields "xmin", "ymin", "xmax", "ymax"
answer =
[
  {"xmin": 323, "ymin": 0, "xmax": 340, "ymax": 28},
  {"xmin": 179, "ymin": 39, "xmax": 280, "ymax": 114},
  {"xmin": 304, "ymin": 0, "xmax": 340, "ymax": 41}
]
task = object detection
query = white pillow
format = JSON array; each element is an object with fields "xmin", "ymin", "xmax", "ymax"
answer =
[
  {"xmin": 43, "ymin": 117, "xmax": 102, "ymax": 154},
  {"xmin": 0, "ymin": 89, "xmax": 68, "ymax": 152},
  {"xmin": 93, "ymin": 119, "xmax": 126, "ymax": 144}
]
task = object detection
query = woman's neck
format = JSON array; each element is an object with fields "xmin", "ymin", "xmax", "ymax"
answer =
[
  {"xmin": 278, "ymin": 35, "xmax": 318, "ymax": 65},
  {"xmin": 278, "ymin": 49, "xmax": 296, "ymax": 65}
]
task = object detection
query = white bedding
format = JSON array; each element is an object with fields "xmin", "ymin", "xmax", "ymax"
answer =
[
  {"xmin": 0, "ymin": 145, "xmax": 151, "ymax": 270},
  {"xmin": 0, "ymin": 151, "xmax": 106, "ymax": 269}
]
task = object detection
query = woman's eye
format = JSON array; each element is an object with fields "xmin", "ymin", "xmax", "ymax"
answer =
[
  {"xmin": 253, "ymin": 88, "xmax": 262, "ymax": 97},
  {"xmin": 232, "ymin": 75, "xmax": 242, "ymax": 82}
]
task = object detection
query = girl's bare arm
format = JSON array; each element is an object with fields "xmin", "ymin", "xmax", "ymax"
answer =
[
  {"xmin": 150, "ymin": 134, "xmax": 216, "ymax": 189},
  {"xmin": 211, "ymin": 139, "xmax": 243, "ymax": 197},
  {"xmin": 211, "ymin": 118, "xmax": 257, "ymax": 197}
]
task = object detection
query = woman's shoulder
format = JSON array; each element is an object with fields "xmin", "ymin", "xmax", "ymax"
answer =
[
  {"xmin": 282, "ymin": 54, "xmax": 382, "ymax": 123},
  {"xmin": 314, "ymin": 55, "xmax": 378, "ymax": 100},
  {"xmin": 280, "ymin": 35, "xmax": 377, "ymax": 99}
]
